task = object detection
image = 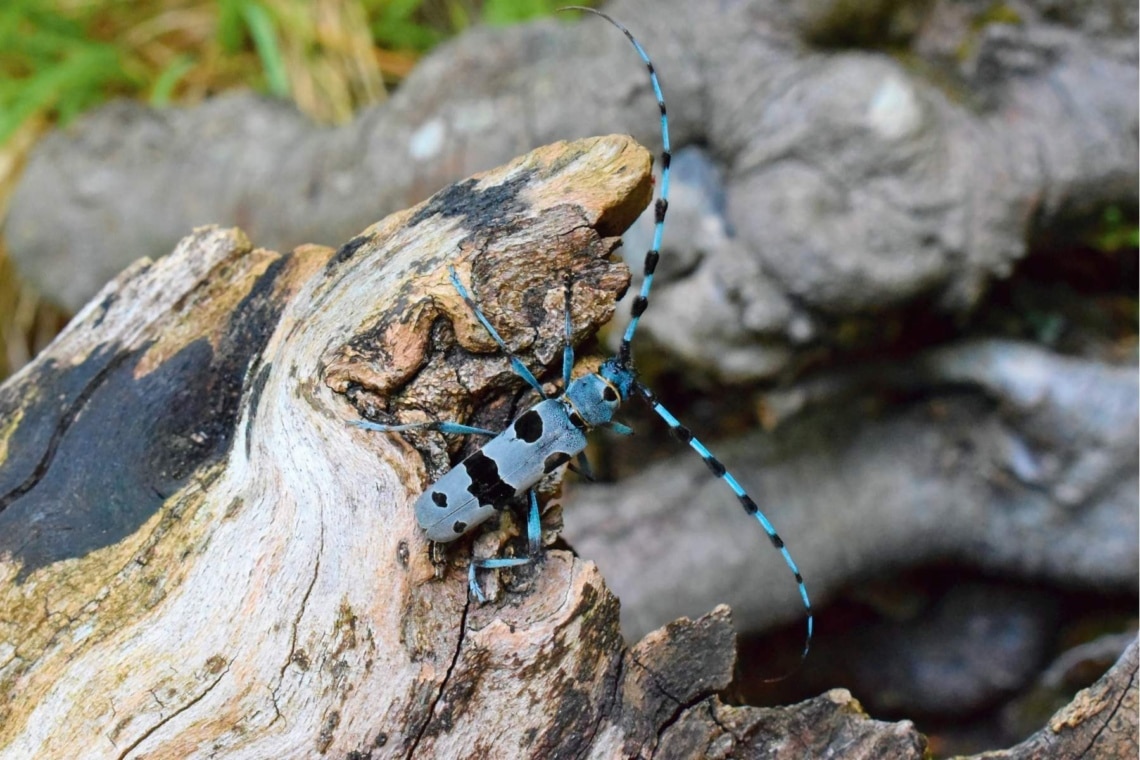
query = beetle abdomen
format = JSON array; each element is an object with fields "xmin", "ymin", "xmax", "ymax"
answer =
[{"xmin": 414, "ymin": 399, "xmax": 588, "ymax": 542}]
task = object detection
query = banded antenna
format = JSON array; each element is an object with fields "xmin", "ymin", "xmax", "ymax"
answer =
[{"xmin": 559, "ymin": 6, "xmax": 671, "ymax": 368}]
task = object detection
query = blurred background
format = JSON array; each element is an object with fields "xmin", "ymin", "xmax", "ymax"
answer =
[
  {"xmin": 0, "ymin": 0, "xmax": 1135, "ymax": 756},
  {"xmin": 0, "ymin": 0, "xmax": 568, "ymax": 376}
]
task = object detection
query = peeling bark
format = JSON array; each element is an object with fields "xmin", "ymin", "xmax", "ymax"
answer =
[
  {"xmin": 0, "ymin": 136, "xmax": 654, "ymax": 758},
  {"xmin": 1, "ymin": 133, "xmax": 1134, "ymax": 758}
]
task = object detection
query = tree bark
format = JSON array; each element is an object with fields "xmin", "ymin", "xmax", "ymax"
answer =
[
  {"xmin": 0, "ymin": 135, "xmax": 653, "ymax": 758},
  {"xmin": 1, "ymin": 134, "xmax": 1132, "ymax": 758},
  {"xmin": 965, "ymin": 637, "xmax": 1138, "ymax": 760}
]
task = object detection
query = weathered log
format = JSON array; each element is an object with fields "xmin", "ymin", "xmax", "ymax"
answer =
[
  {"xmin": 4, "ymin": 11, "xmax": 1134, "ymax": 743},
  {"xmin": 10, "ymin": 0, "xmax": 1135, "ymax": 322},
  {"xmin": 2, "ymin": 133, "xmax": 1134, "ymax": 758},
  {"xmin": 0, "ymin": 135, "xmax": 655, "ymax": 758},
  {"xmin": 963, "ymin": 636, "xmax": 1138, "ymax": 760},
  {"xmin": 0, "ymin": 134, "xmax": 922, "ymax": 759},
  {"xmin": 0, "ymin": 131, "xmax": 925, "ymax": 760},
  {"xmin": 568, "ymin": 339, "xmax": 1139, "ymax": 640}
]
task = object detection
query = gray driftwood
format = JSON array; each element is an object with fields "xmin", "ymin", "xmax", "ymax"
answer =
[
  {"xmin": 2, "ymin": 135, "xmax": 1134, "ymax": 758},
  {"xmin": 0, "ymin": 136, "xmax": 927, "ymax": 759},
  {"xmin": 965, "ymin": 637, "xmax": 1138, "ymax": 760},
  {"xmin": 567, "ymin": 339, "xmax": 1139, "ymax": 640},
  {"xmin": 5, "ymin": 6, "xmax": 1134, "ymax": 718},
  {"xmin": 0, "ymin": 136, "xmax": 630, "ymax": 757},
  {"xmin": 8, "ymin": 0, "xmax": 1135, "ymax": 320}
]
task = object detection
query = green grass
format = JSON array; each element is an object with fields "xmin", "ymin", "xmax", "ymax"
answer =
[
  {"xmin": 1096, "ymin": 205, "xmax": 1140, "ymax": 252},
  {"xmin": 0, "ymin": 0, "xmax": 577, "ymax": 148},
  {"xmin": 0, "ymin": 1, "xmax": 136, "ymax": 145},
  {"xmin": 369, "ymin": 0, "xmax": 567, "ymax": 50},
  {"xmin": 220, "ymin": 0, "xmax": 290, "ymax": 97}
]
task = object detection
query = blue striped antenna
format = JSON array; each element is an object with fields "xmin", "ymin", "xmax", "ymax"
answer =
[
  {"xmin": 558, "ymin": 6, "xmax": 671, "ymax": 366},
  {"xmin": 639, "ymin": 386, "xmax": 813, "ymax": 670},
  {"xmin": 562, "ymin": 6, "xmax": 811, "ymax": 676},
  {"xmin": 359, "ymin": 7, "xmax": 812, "ymax": 680}
]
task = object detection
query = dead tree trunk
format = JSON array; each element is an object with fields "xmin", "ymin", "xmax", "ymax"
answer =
[{"xmin": 0, "ymin": 135, "xmax": 1130, "ymax": 759}]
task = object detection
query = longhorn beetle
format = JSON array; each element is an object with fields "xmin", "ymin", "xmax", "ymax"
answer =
[{"xmin": 355, "ymin": 7, "xmax": 813, "ymax": 668}]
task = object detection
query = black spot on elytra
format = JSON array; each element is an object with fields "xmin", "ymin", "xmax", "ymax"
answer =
[
  {"xmin": 513, "ymin": 410, "xmax": 544, "ymax": 443},
  {"xmin": 463, "ymin": 450, "xmax": 514, "ymax": 507},
  {"xmin": 431, "ymin": 491, "xmax": 448, "ymax": 508},
  {"xmin": 543, "ymin": 452, "xmax": 571, "ymax": 474},
  {"xmin": 0, "ymin": 254, "xmax": 289, "ymax": 580}
]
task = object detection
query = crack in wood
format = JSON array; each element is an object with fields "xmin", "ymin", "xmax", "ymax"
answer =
[{"xmin": 114, "ymin": 659, "xmax": 231, "ymax": 760}]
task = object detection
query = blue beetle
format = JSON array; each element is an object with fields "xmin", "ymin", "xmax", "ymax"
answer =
[{"xmin": 356, "ymin": 7, "xmax": 813, "ymax": 670}]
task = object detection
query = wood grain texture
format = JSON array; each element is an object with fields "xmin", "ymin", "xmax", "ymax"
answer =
[
  {"xmin": 967, "ymin": 638, "xmax": 1138, "ymax": 760},
  {"xmin": 0, "ymin": 135, "xmax": 650, "ymax": 758},
  {"xmin": 1, "ymin": 131, "xmax": 1132, "ymax": 759}
]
